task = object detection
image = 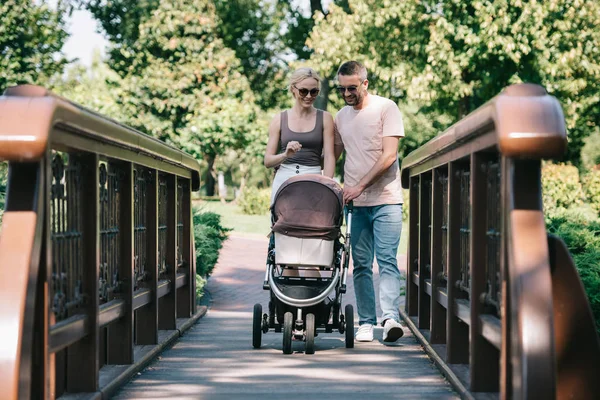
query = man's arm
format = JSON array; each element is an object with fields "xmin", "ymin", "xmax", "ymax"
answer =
[{"xmin": 342, "ymin": 136, "xmax": 400, "ymax": 203}]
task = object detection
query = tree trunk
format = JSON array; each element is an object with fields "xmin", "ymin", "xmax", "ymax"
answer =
[
  {"xmin": 204, "ymin": 154, "xmax": 216, "ymax": 197},
  {"xmin": 310, "ymin": 0, "xmax": 324, "ymax": 14}
]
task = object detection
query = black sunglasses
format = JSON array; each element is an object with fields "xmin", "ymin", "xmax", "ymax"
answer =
[
  {"xmin": 294, "ymin": 86, "xmax": 320, "ymax": 98},
  {"xmin": 337, "ymin": 85, "xmax": 359, "ymax": 95}
]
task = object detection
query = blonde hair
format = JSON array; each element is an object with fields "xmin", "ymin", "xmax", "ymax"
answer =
[{"xmin": 288, "ymin": 67, "xmax": 322, "ymax": 95}]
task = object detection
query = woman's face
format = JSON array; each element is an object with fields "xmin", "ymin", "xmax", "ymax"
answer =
[{"xmin": 293, "ymin": 77, "xmax": 320, "ymax": 108}]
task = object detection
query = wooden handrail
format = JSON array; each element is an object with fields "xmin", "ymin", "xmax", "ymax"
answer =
[
  {"xmin": 0, "ymin": 85, "xmax": 202, "ymax": 399},
  {"xmin": 399, "ymin": 83, "xmax": 600, "ymax": 399},
  {"xmin": 401, "ymin": 83, "xmax": 566, "ymax": 187}
]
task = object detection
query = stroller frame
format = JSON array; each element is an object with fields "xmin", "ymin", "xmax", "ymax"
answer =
[{"xmin": 253, "ymin": 193, "xmax": 354, "ymax": 355}]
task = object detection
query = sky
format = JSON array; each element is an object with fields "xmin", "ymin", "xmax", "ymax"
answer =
[
  {"xmin": 62, "ymin": 8, "xmax": 108, "ymax": 67},
  {"xmin": 62, "ymin": 1, "xmax": 334, "ymax": 67}
]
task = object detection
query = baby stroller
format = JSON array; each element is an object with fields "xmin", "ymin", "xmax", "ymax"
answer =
[{"xmin": 253, "ymin": 174, "xmax": 354, "ymax": 354}]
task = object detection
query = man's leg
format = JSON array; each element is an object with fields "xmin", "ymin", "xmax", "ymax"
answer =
[
  {"xmin": 350, "ymin": 206, "xmax": 377, "ymax": 326},
  {"xmin": 372, "ymin": 204, "xmax": 403, "ymax": 325}
]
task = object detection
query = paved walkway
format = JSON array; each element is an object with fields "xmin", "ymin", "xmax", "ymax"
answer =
[{"xmin": 114, "ymin": 234, "xmax": 457, "ymax": 399}]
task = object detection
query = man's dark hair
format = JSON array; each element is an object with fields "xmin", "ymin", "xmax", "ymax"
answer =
[{"xmin": 337, "ymin": 61, "xmax": 367, "ymax": 80}]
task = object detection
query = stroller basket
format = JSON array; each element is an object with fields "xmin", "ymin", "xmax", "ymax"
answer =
[{"xmin": 268, "ymin": 265, "xmax": 340, "ymax": 307}]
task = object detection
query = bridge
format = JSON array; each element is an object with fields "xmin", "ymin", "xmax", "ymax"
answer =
[{"xmin": 0, "ymin": 83, "xmax": 598, "ymax": 399}]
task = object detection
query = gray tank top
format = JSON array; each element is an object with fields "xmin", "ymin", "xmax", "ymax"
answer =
[{"xmin": 279, "ymin": 110, "xmax": 323, "ymax": 166}]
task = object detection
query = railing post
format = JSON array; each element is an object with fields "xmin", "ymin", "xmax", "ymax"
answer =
[
  {"xmin": 418, "ymin": 174, "xmax": 431, "ymax": 329},
  {"xmin": 446, "ymin": 161, "xmax": 469, "ymax": 363},
  {"xmin": 137, "ymin": 169, "xmax": 158, "ymax": 344},
  {"xmin": 67, "ymin": 153, "xmax": 99, "ymax": 392},
  {"xmin": 177, "ymin": 179, "xmax": 193, "ymax": 318},
  {"xmin": 158, "ymin": 174, "xmax": 177, "ymax": 330},
  {"xmin": 430, "ymin": 168, "xmax": 446, "ymax": 344},
  {"xmin": 32, "ymin": 156, "xmax": 51, "ymax": 399},
  {"xmin": 407, "ymin": 177, "xmax": 419, "ymax": 316},
  {"xmin": 107, "ymin": 162, "xmax": 134, "ymax": 364}
]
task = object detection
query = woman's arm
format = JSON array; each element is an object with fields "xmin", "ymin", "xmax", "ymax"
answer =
[
  {"xmin": 322, "ymin": 112, "xmax": 335, "ymax": 178},
  {"xmin": 264, "ymin": 113, "xmax": 301, "ymax": 168}
]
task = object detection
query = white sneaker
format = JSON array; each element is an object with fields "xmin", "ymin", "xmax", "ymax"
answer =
[
  {"xmin": 383, "ymin": 319, "xmax": 404, "ymax": 342},
  {"xmin": 355, "ymin": 324, "xmax": 374, "ymax": 342}
]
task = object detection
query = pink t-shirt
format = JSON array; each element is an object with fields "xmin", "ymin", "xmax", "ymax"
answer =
[{"xmin": 334, "ymin": 94, "xmax": 405, "ymax": 207}]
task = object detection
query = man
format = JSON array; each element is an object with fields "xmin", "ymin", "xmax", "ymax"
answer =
[{"xmin": 334, "ymin": 60, "xmax": 405, "ymax": 343}]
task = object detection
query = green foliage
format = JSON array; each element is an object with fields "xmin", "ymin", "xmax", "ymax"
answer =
[
  {"xmin": 0, "ymin": 0, "xmax": 69, "ymax": 93},
  {"xmin": 308, "ymin": 0, "xmax": 600, "ymax": 166},
  {"xmin": 193, "ymin": 209, "xmax": 231, "ymax": 277},
  {"xmin": 542, "ymin": 163, "xmax": 585, "ymax": 219},
  {"xmin": 581, "ymin": 132, "xmax": 600, "ymax": 171},
  {"xmin": 195, "ymin": 273, "xmax": 207, "ymax": 299},
  {"xmin": 582, "ymin": 170, "xmax": 600, "ymax": 216},
  {"xmin": 50, "ymin": 53, "xmax": 126, "ymax": 120},
  {"xmin": 238, "ymin": 186, "xmax": 271, "ymax": 216},
  {"xmin": 114, "ymin": 0, "xmax": 262, "ymax": 195},
  {"xmin": 82, "ymin": 0, "xmax": 160, "ymax": 75},
  {"xmin": 213, "ymin": 0, "xmax": 288, "ymax": 110},
  {"xmin": 546, "ymin": 214, "xmax": 600, "ymax": 334}
]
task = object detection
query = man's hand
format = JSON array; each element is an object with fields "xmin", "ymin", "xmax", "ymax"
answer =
[{"xmin": 343, "ymin": 184, "xmax": 365, "ymax": 204}]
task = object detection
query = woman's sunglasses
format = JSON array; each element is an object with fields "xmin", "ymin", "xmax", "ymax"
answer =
[{"xmin": 294, "ymin": 86, "xmax": 320, "ymax": 98}]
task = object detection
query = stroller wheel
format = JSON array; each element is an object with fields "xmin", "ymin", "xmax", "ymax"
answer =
[
  {"xmin": 305, "ymin": 313, "xmax": 315, "ymax": 355},
  {"xmin": 345, "ymin": 304, "xmax": 354, "ymax": 349},
  {"xmin": 282, "ymin": 312, "xmax": 293, "ymax": 354},
  {"xmin": 253, "ymin": 303, "xmax": 262, "ymax": 349}
]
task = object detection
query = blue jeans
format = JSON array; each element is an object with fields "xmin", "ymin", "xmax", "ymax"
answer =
[{"xmin": 350, "ymin": 204, "xmax": 402, "ymax": 326}]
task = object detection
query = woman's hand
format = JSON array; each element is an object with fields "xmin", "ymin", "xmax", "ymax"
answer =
[{"xmin": 284, "ymin": 141, "xmax": 302, "ymax": 158}]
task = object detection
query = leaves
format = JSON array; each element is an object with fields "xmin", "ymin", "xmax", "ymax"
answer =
[
  {"xmin": 307, "ymin": 0, "xmax": 600, "ymax": 164},
  {"xmin": 0, "ymin": 0, "xmax": 69, "ymax": 93}
]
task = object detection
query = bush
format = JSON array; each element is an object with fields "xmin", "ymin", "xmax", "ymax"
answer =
[
  {"xmin": 193, "ymin": 209, "xmax": 231, "ymax": 278},
  {"xmin": 547, "ymin": 213, "xmax": 600, "ymax": 334},
  {"xmin": 237, "ymin": 186, "xmax": 271, "ymax": 215},
  {"xmin": 581, "ymin": 131, "xmax": 600, "ymax": 170},
  {"xmin": 542, "ymin": 162, "xmax": 585, "ymax": 220},
  {"xmin": 196, "ymin": 274, "xmax": 207, "ymax": 299},
  {"xmin": 582, "ymin": 170, "xmax": 600, "ymax": 216}
]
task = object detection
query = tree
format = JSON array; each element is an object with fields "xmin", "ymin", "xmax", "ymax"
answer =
[
  {"xmin": 0, "ymin": 0, "xmax": 69, "ymax": 93},
  {"xmin": 307, "ymin": 0, "xmax": 600, "ymax": 164},
  {"xmin": 117, "ymin": 0, "xmax": 260, "ymax": 196},
  {"xmin": 50, "ymin": 51, "xmax": 125, "ymax": 120},
  {"xmin": 83, "ymin": 0, "xmax": 160, "ymax": 76}
]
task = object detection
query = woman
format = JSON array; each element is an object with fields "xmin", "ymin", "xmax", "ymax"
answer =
[{"xmin": 264, "ymin": 67, "xmax": 335, "ymax": 204}]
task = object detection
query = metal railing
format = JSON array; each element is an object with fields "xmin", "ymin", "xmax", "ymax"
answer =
[
  {"xmin": 400, "ymin": 83, "xmax": 600, "ymax": 399},
  {"xmin": 0, "ymin": 85, "xmax": 201, "ymax": 399}
]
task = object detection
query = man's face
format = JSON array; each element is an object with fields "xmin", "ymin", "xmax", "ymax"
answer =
[{"xmin": 337, "ymin": 74, "xmax": 367, "ymax": 107}]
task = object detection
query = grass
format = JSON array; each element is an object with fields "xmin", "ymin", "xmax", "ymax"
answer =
[
  {"xmin": 193, "ymin": 199, "xmax": 409, "ymax": 254},
  {"xmin": 193, "ymin": 200, "xmax": 271, "ymax": 239}
]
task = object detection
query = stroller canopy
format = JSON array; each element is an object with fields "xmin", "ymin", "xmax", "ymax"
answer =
[{"xmin": 271, "ymin": 174, "xmax": 343, "ymax": 240}]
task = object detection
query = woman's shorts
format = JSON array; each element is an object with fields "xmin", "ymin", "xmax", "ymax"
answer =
[{"xmin": 270, "ymin": 163, "xmax": 322, "ymax": 204}]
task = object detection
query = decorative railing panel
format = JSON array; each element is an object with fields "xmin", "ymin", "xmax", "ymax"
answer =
[
  {"xmin": 458, "ymin": 167, "xmax": 470, "ymax": 295},
  {"xmin": 440, "ymin": 171, "xmax": 448, "ymax": 280},
  {"xmin": 99, "ymin": 161, "xmax": 123, "ymax": 303},
  {"xmin": 51, "ymin": 152, "xmax": 85, "ymax": 321},
  {"xmin": 158, "ymin": 173, "xmax": 168, "ymax": 280},
  {"xmin": 134, "ymin": 166, "xmax": 149, "ymax": 290},
  {"xmin": 484, "ymin": 158, "xmax": 501, "ymax": 314}
]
